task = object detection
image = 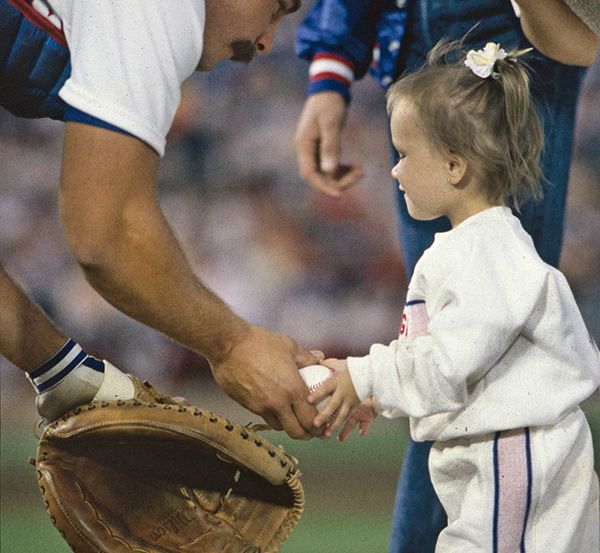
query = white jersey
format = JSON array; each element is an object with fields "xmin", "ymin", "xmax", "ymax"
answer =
[
  {"xmin": 47, "ymin": 0, "xmax": 205, "ymax": 156},
  {"xmin": 347, "ymin": 207, "xmax": 600, "ymax": 442}
]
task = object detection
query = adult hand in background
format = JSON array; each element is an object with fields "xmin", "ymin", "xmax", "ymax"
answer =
[{"xmin": 295, "ymin": 91, "xmax": 363, "ymax": 197}]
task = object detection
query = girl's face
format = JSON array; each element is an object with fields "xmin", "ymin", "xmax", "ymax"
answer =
[{"xmin": 390, "ymin": 99, "xmax": 455, "ymax": 222}]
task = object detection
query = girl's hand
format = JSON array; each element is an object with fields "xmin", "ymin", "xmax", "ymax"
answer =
[
  {"xmin": 307, "ymin": 358, "xmax": 360, "ymax": 438},
  {"xmin": 338, "ymin": 397, "xmax": 377, "ymax": 442}
]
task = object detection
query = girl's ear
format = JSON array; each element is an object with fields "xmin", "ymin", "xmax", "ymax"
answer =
[{"xmin": 446, "ymin": 151, "xmax": 468, "ymax": 186}]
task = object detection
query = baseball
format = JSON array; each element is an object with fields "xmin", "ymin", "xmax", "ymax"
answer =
[{"xmin": 299, "ymin": 364, "xmax": 334, "ymax": 411}]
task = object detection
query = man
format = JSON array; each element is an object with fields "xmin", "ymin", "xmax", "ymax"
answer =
[
  {"xmin": 516, "ymin": 0, "xmax": 599, "ymax": 66},
  {"xmin": 294, "ymin": 0, "xmax": 589, "ymax": 551},
  {"xmin": 0, "ymin": 0, "xmax": 321, "ymax": 439}
]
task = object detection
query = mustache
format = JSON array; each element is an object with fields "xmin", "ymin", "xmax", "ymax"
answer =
[{"xmin": 231, "ymin": 41, "xmax": 256, "ymax": 64}]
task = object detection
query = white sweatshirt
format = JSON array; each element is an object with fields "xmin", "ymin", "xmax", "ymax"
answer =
[{"xmin": 347, "ymin": 207, "xmax": 600, "ymax": 442}]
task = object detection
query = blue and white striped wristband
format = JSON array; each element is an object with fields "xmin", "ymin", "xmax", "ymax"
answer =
[{"xmin": 27, "ymin": 339, "xmax": 105, "ymax": 394}]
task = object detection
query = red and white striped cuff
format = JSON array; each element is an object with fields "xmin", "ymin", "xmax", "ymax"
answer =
[{"xmin": 309, "ymin": 53, "xmax": 355, "ymax": 87}]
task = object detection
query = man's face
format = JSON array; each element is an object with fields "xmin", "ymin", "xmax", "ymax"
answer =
[{"xmin": 199, "ymin": 0, "xmax": 301, "ymax": 71}]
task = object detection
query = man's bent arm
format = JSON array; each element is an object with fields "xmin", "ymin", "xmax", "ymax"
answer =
[
  {"xmin": 60, "ymin": 123, "xmax": 248, "ymax": 361},
  {"xmin": 59, "ymin": 123, "xmax": 319, "ymax": 438}
]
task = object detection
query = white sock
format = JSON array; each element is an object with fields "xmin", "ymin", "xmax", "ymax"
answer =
[{"xmin": 27, "ymin": 339, "xmax": 105, "ymax": 421}]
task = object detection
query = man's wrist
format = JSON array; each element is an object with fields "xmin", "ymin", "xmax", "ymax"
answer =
[
  {"xmin": 200, "ymin": 315, "xmax": 252, "ymax": 366},
  {"xmin": 308, "ymin": 52, "xmax": 354, "ymax": 104}
]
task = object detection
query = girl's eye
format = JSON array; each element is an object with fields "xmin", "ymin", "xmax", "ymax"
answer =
[{"xmin": 397, "ymin": 152, "xmax": 405, "ymax": 160}]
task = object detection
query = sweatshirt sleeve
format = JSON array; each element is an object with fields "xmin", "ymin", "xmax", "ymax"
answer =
[{"xmin": 348, "ymin": 226, "xmax": 548, "ymax": 418}]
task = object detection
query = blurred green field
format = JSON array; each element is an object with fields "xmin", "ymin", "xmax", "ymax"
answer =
[{"xmin": 2, "ymin": 388, "xmax": 599, "ymax": 553}]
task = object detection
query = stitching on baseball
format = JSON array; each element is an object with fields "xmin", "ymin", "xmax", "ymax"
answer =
[{"xmin": 307, "ymin": 380, "xmax": 328, "ymax": 393}]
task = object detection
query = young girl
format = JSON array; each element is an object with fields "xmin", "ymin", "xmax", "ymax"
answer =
[{"xmin": 308, "ymin": 41, "xmax": 600, "ymax": 552}]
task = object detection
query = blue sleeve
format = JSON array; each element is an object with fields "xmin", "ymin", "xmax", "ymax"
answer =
[
  {"xmin": 64, "ymin": 105, "xmax": 133, "ymax": 137},
  {"xmin": 295, "ymin": 0, "xmax": 385, "ymax": 80}
]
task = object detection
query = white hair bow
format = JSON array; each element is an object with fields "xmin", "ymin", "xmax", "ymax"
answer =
[{"xmin": 464, "ymin": 42, "xmax": 507, "ymax": 79}]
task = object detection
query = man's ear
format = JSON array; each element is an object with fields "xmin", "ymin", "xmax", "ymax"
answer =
[{"xmin": 446, "ymin": 151, "xmax": 468, "ymax": 186}]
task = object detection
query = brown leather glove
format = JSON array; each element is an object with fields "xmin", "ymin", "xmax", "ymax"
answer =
[{"xmin": 32, "ymin": 389, "xmax": 304, "ymax": 553}]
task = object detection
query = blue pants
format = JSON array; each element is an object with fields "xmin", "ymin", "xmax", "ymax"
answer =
[{"xmin": 388, "ymin": 2, "xmax": 585, "ymax": 552}]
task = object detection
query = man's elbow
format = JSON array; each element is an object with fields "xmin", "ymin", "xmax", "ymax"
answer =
[
  {"xmin": 66, "ymin": 226, "xmax": 121, "ymax": 280},
  {"xmin": 535, "ymin": 34, "xmax": 598, "ymax": 67},
  {"xmin": 578, "ymin": 40, "xmax": 599, "ymax": 67},
  {"xmin": 561, "ymin": 49, "xmax": 597, "ymax": 68}
]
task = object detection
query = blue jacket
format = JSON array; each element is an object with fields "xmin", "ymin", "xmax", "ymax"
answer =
[
  {"xmin": 1, "ymin": 0, "xmax": 128, "ymax": 134},
  {"xmin": 0, "ymin": 0, "xmax": 70, "ymax": 119},
  {"xmin": 295, "ymin": 0, "xmax": 408, "ymax": 101}
]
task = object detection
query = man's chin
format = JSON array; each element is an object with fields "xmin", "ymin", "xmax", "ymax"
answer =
[
  {"xmin": 195, "ymin": 54, "xmax": 251, "ymax": 72},
  {"xmin": 195, "ymin": 57, "xmax": 215, "ymax": 72}
]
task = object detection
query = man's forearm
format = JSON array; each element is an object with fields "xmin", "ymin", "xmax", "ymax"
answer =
[
  {"xmin": 0, "ymin": 263, "xmax": 68, "ymax": 371},
  {"xmin": 516, "ymin": 0, "xmax": 599, "ymax": 66},
  {"xmin": 77, "ymin": 203, "xmax": 249, "ymax": 364},
  {"xmin": 60, "ymin": 123, "xmax": 250, "ymax": 365}
]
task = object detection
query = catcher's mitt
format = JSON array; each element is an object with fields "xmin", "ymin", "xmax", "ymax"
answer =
[{"xmin": 32, "ymin": 378, "xmax": 304, "ymax": 553}]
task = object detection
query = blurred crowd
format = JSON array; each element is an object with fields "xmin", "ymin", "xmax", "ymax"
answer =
[{"xmin": 1, "ymin": 17, "xmax": 599, "ymax": 391}]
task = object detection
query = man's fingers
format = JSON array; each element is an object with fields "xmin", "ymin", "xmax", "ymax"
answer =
[
  {"xmin": 297, "ymin": 140, "xmax": 342, "ymax": 196},
  {"xmin": 314, "ymin": 164, "xmax": 363, "ymax": 196},
  {"xmin": 290, "ymin": 398, "xmax": 322, "ymax": 438},
  {"xmin": 318, "ymin": 126, "xmax": 341, "ymax": 173},
  {"xmin": 296, "ymin": 347, "xmax": 321, "ymax": 368},
  {"xmin": 275, "ymin": 404, "xmax": 313, "ymax": 440},
  {"xmin": 334, "ymin": 164, "xmax": 364, "ymax": 190},
  {"xmin": 296, "ymin": 136, "xmax": 319, "ymax": 179},
  {"xmin": 260, "ymin": 411, "xmax": 283, "ymax": 431},
  {"xmin": 309, "ymin": 350, "xmax": 325, "ymax": 360},
  {"xmin": 313, "ymin": 179, "xmax": 343, "ymax": 197},
  {"xmin": 296, "ymin": 136, "xmax": 362, "ymax": 196}
]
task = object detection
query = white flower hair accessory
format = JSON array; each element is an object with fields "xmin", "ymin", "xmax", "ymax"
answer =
[{"xmin": 464, "ymin": 42, "xmax": 508, "ymax": 79}]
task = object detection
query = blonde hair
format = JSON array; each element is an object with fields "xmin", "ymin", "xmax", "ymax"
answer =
[{"xmin": 386, "ymin": 39, "xmax": 544, "ymax": 209}]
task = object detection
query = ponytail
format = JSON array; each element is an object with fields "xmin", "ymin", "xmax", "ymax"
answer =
[{"xmin": 387, "ymin": 38, "xmax": 544, "ymax": 209}]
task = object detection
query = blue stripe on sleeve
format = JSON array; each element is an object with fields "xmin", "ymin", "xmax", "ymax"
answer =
[{"xmin": 64, "ymin": 105, "xmax": 133, "ymax": 137}]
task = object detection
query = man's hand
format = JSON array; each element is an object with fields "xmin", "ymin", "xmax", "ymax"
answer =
[
  {"xmin": 210, "ymin": 324, "xmax": 322, "ymax": 440},
  {"xmin": 295, "ymin": 92, "xmax": 363, "ymax": 197}
]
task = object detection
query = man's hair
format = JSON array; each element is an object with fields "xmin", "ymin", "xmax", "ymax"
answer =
[{"xmin": 386, "ymin": 39, "xmax": 544, "ymax": 210}]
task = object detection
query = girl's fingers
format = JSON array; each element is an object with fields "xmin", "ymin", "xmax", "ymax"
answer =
[
  {"xmin": 323, "ymin": 403, "xmax": 350, "ymax": 438},
  {"xmin": 313, "ymin": 393, "xmax": 341, "ymax": 428},
  {"xmin": 337, "ymin": 418, "xmax": 356, "ymax": 442},
  {"xmin": 307, "ymin": 377, "xmax": 336, "ymax": 404},
  {"xmin": 358, "ymin": 418, "xmax": 372, "ymax": 436}
]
